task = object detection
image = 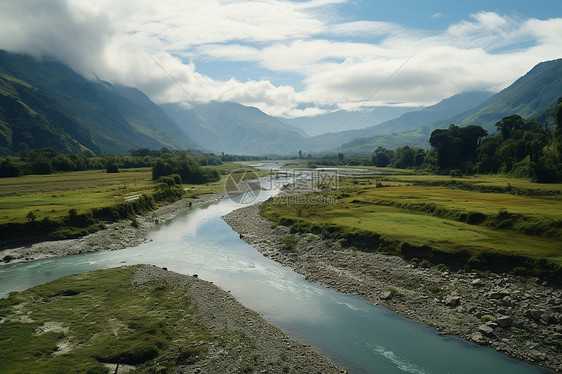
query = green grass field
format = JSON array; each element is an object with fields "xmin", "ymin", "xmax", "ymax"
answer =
[
  {"xmin": 0, "ymin": 163, "xmax": 266, "ymax": 225},
  {"xmin": 0, "ymin": 266, "xmax": 216, "ymax": 373},
  {"xmin": 0, "ymin": 169, "xmax": 156, "ymax": 224},
  {"xmin": 261, "ymin": 174, "xmax": 562, "ymax": 279}
]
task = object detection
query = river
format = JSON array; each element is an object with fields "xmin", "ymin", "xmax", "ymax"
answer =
[{"xmin": 0, "ymin": 167, "xmax": 548, "ymax": 374}]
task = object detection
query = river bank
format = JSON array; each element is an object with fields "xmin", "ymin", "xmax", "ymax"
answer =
[
  {"xmin": 223, "ymin": 203, "xmax": 562, "ymax": 372},
  {"xmin": 0, "ymin": 264, "xmax": 343, "ymax": 373},
  {"xmin": 0, "ymin": 192, "xmax": 225, "ymax": 265}
]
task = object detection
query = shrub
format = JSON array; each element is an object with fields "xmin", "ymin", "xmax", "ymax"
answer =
[
  {"xmin": 436, "ymin": 263, "xmax": 448, "ymax": 272},
  {"xmin": 419, "ymin": 259, "xmax": 433, "ymax": 268},
  {"xmin": 26, "ymin": 210, "xmax": 37, "ymax": 222},
  {"xmin": 169, "ymin": 173, "xmax": 182, "ymax": 185},
  {"xmin": 280, "ymin": 234, "xmax": 299, "ymax": 251}
]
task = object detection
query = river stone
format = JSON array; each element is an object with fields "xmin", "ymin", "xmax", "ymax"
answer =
[
  {"xmin": 478, "ymin": 324, "xmax": 495, "ymax": 336},
  {"xmin": 496, "ymin": 316, "xmax": 513, "ymax": 328},
  {"xmin": 529, "ymin": 309, "xmax": 542, "ymax": 321},
  {"xmin": 380, "ymin": 291, "xmax": 392, "ymax": 300},
  {"xmin": 444, "ymin": 296, "xmax": 461, "ymax": 307},
  {"xmin": 471, "ymin": 278, "xmax": 483, "ymax": 287},
  {"xmin": 487, "ymin": 289, "xmax": 510, "ymax": 299},
  {"xmin": 470, "ymin": 332, "xmax": 485, "ymax": 344}
]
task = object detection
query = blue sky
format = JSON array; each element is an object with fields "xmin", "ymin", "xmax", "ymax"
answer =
[{"xmin": 1, "ymin": 0, "xmax": 561, "ymax": 117}]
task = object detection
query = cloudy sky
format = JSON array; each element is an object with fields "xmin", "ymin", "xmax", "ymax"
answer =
[{"xmin": 0, "ymin": 0, "xmax": 561, "ymax": 117}]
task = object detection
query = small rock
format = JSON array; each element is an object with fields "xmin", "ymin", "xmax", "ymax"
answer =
[
  {"xmin": 381, "ymin": 291, "xmax": 392, "ymax": 300},
  {"xmin": 496, "ymin": 316, "xmax": 513, "ymax": 328},
  {"xmin": 529, "ymin": 350, "xmax": 545, "ymax": 362},
  {"xmin": 472, "ymin": 278, "xmax": 483, "ymax": 287},
  {"xmin": 541, "ymin": 311, "xmax": 557, "ymax": 325},
  {"xmin": 487, "ymin": 289, "xmax": 510, "ymax": 299},
  {"xmin": 529, "ymin": 309, "xmax": 542, "ymax": 321},
  {"xmin": 444, "ymin": 296, "xmax": 461, "ymax": 307},
  {"xmin": 470, "ymin": 332, "xmax": 485, "ymax": 343},
  {"xmin": 478, "ymin": 324, "xmax": 495, "ymax": 336}
]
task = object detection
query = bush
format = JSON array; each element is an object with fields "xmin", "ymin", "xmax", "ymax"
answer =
[
  {"xmin": 280, "ymin": 234, "xmax": 299, "ymax": 251},
  {"xmin": 419, "ymin": 259, "xmax": 433, "ymax": 268},
  {"xmin": 169, "ymin": 173, "xmax": 182, "ymax": 185},
  {"xmin": 106, "ymin": 162, "xmax": 119, "ymax": 173}
]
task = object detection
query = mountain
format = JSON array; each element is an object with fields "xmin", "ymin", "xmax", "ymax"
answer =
[
  {"xmin": 337, "ymin": 127, "xmax": 433, "ymax": 156},
  {"xmin": 433, "ymin": 58, "xmax": 562, "ymax": 132},
  {"xmin": 0, "ymin": 73, "xmax": 99, "ymax": 155},
  {"xmin": 296, "ymin": 91, "xmax": 492, "ymax": 154},
  {"xmin": 368, "ymin": 91, "xmax": 494, "ymax": 135},
  {"xmin": 161, "ymin": 101, "xmax": 306, "ymax": 155},
  {"xmin": 0, "ymin": 51, "xmax": 198, "ymax": 154},
  {"xmin": 278, "ymin": 106, "xmax": 417, "ymax": 136},
  {"xmin": 334, "ymin": 60, "xmax": 562, "ymax": 156}
]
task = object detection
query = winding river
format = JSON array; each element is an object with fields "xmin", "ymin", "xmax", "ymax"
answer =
[{"xmin": 0, "ymin": 166, "xmax": 548, "ymax": 373}]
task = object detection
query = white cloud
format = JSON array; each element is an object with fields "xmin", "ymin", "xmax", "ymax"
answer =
[{"xmin": 0, "ymin": 1, "xmax": 561, "ymax": 118}]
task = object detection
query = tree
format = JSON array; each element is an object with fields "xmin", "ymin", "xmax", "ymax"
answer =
[
  {"xmin": 0, "ymin": 158, "xmax": 21, "ymax": 177},
  {"xmin": 554, "ymin": 97, "xmax": 562, "ymax": 130},
  {"xmin": 372, "ymin": 147, "xmax": 393, "ymax": 167},
  {"xmin": 392, "ymin": 146, "xmax": 416, "ymax": 168},
  {"xmin": 33, "ymin": 156, "xmax": 52, "ymax": 174},
  {"xmin": 337, "ymin": 152, "xmax": 344, "ymax": 162},
  {"xmin": 429, "ymin": 124, "xmax": 487, "ymax": 170}
]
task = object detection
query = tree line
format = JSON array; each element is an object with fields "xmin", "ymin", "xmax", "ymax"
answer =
[
  {"xmin": 372, "ymin": 98, "xmax": 562, "ymax": 183},
  {"xmin": 0, "ymin": 147, "xmax": 237, "ymax": 179}
]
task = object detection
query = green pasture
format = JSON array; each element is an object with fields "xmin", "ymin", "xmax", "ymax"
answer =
[
  {"xmin": 0, "ymin": 163, "xmax": 263, "ymax": 225},
  {"xmin": 262, "ymin": 175, "xmax": 562, "ymax": 267},
  {"xmin": 0, "ymin": 266, "xmax": 216, "ymax": 373}
]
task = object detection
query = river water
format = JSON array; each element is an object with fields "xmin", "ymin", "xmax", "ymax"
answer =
[{"xmin": 0, "ymin": 167, "xmax": 548, "ymax": 374}]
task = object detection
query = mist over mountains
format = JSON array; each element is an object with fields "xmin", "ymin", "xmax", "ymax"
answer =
[{"xmin": 0, "ymin": 50, "xmax": 560, "ymax": 157}]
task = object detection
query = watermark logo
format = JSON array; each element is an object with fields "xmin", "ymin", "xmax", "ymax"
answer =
[
  {"xmin": 225, "ymin": 168, "xmax": 339, "ymax": 205},
  {"xmin": 224, "ymin": 169, "xmax": 262, "ymax": 204}
]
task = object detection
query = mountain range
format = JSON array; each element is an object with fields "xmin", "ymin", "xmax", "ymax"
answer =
[
  {"xmin": 0, "ymin": 49, "xmax": 560, "ymax": 157},
  {"xmin": 277, "ymin": 106, "xmax": 417, "ymax": 137},
  {"xmin": 334, "ymin": 58, "xmax": 562, "ymax": 156},
  {"xmin": 161, "ymin": 101, "xmax": 306, "ymax": 155},
  {"xmin": 0, "ymin": 51, "xmax": 197, "ymax": 155}
]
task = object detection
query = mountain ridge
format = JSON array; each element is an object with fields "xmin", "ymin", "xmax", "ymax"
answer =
[
  {"xmin": 0, "ymin": 51, "xmax": 198, "ymax": 154},
  {"xmin": 162, "ymin": 101, "xmax": 306, "ymax": 155}
]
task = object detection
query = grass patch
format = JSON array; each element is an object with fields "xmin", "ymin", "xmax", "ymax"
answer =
[
  {"xmin": 0, "ymin": 163, "xmax": 262, "ymax": 245},
  {"xmin": 0, "ymin": 266, "xmax": 217, "ymax": 374},
  {"xmin": 280, "ymin": 234, "xmax": 299, "ymax": 252},
  {"xmin": 260, "ymin": 174, "xmax": 562, "ymax": 284}
]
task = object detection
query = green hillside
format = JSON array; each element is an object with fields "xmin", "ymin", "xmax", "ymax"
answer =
[
  {"xmin": 434, "ymin": 58, "xmax": 562, "ymax": 132},
  {"xmin": 0, "ymin": 51, "xmax": 198, "ymax": 154},
  {"xmin": 0, "ymin": 74, "xmax": 98, "ymax": 155},
  {"xmin": 163, "ymin": 101, "xmax": 306, "ymax": 155}
]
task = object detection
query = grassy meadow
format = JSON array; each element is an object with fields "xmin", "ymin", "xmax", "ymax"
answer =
[
  {"xmin": 261, "ymin": 173, "xmax": 562, "ymax": 281},
  {"xmin": 0, "ymin": 163, "xmax": 266, "ymax": 244},
  {"xmin": 0, "ymin": 266, "xmax": 216, "ymax": 373}
]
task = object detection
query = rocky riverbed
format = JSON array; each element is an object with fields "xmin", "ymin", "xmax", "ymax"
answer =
[
  {"xmin": 0, "ymin": 193, "xmax": 225, "ymax": 265},
  {"xmin": 131, "ymin": 265, "xmax": 343, "ymax": 374},
  {"xmin": 223, "ymin": 203, "xmax": 562, "ymax": 372}
]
